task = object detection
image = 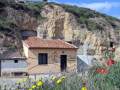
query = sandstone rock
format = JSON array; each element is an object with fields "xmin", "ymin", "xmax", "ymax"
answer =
[{"xmin": 37, "ymin": 4, "xmax": 119, "ymax": 55}]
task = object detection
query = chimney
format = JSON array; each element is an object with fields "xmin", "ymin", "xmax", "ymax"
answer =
[{"xmin": 37, "ymin": 26, "xmax": 48, "ymax": 39}]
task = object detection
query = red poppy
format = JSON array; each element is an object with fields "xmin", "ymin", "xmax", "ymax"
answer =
[
  {"xmin": 96, "ymin": 68, "xmax": 108, "ymax": 74},
  {"xmin": 107, "ymin": 58, "xmax": 116, "ymax": 66}
]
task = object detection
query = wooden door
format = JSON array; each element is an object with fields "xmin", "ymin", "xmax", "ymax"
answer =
[{"xmin": 60, "ymin": 55, "xmax": 67, "ymax": 72}]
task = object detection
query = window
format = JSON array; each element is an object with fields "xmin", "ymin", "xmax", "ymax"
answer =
[
  {"xmin": 14, "ymin": 60, "xmax": 18, "ymax": 63},
  {"xmin": 13, "ymin": 72, "xmax": 24, "ymax": 76},
  {"xmin": 38, "ymin": 53, "xmax": 48, "ymax": 65}
]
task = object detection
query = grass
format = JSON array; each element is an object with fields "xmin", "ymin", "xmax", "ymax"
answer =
[{"xmin": 0, "ymin": 68, "xmax": 120, "ymax": 90}]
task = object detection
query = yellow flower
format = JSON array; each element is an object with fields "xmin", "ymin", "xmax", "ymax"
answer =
[
  {"xmin": 56, "ymin": 79, "xmax": 62, "ymax": 84},
  {"xmin": 16, "ymin": 81, "xmax": 20, "ymax": 84},
  {"xmin": 37, "ymin": 81, "xmax": 43, "ymax": 87},
  {"xmin": 61, "ymin": 76, "xmax": 66, "ymax": 80},
  {"xmin": 22, "ymin": 78, "xmax": 27, "ymax": 82},
  {"xmin": 81, "ymin": 86, "xmax": 87, "ymax": 90},
  {"xmin": 17, "ymin": 79, "xmax": 26, "ymax": 83},
  {"xmin": 32, "ymin": 85, "xmax": 36, "ymax": 89},
  {"xmin": 51, "ymin": 76, "xmax": 56, "ymax": 81}
]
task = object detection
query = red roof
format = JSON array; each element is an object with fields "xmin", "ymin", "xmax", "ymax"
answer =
[{"xmin": 23, "ymin": 37, "xmax": 78, "ymax": 49}]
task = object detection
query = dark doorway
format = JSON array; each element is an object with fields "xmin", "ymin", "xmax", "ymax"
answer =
[
  {"xmin": 60, "ymin": 55, "xmax": 67, "ymax": 72},
  {"xmin": 110, "ymin": 41, "xmax": 114, "ymax": 47},
  {"xmin": 38, "ymin": 53, "xmax": 48, "ymax": 65}
]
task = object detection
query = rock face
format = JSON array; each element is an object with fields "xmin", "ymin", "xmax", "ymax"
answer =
[
  {"xmin": 37, "ymin": 4, "xmax": 120, "ymax": 55},
  {"xmin": 6, "ymin": 7, "xmax": 38, "ymax": 31},
  {"xmin": 0, "ymin": 2, "xmax": 120, "ymax": 56},
  {"xmin": 0, "ymin": 2, "xmax": 39, "ymax": 55},
  {"xmin": 38, "ymin": 4, "xmax": 85, "ymax": 41}
]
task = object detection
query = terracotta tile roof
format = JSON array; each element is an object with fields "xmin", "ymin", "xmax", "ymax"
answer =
[{"xmin": 23, "ymin": 37, "xmax": 78, "ymax": 49}]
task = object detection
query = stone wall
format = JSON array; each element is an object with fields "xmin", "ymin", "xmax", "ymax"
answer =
[{"xmin": 24, "ymin": 47, "xmax": 77, "ymax": 74}]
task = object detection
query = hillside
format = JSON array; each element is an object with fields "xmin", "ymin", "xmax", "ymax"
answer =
[{"xmin": 0, "ymin": 1, "xmax": 120, "ymax": 56}]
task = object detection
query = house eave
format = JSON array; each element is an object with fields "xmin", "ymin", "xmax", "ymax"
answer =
[
  {"xmin": 0, "ymin": 57, "xmax": 26, "ymax": 60},
  {"xmin": 28, "ymin": 47, "xmax": 78, "ymax": 50}
]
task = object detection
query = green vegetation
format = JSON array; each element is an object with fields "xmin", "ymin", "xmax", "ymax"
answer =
[
  {"xmin": 61, "ymin": 4, "xmax": 100, "ymax": 23},
  {"xmin": 24, "ymin": 2, "xmax": 46, "ymax": 20},
  {"xmin": 59, "ymin": 4, "xmax": 120, "ymax": 31},
  {"xmin": 88, "ymin": 47, "xmax": 120, "ymax": 90},
  {"xmin": 25, "ymin": 2, "xmax": 45, "ymax": 12},
  {"xmin": 103, "ymin": 15, "xmax": 120, "ymax": 29},
  {"xmin": 0, "ymin": 1, "xmax": 46, "ymax": 29},
  {"xmin": 0, "ymin": 17, "xmax": 14, "ymax": 29},
  {"xmin": 1, "ymin": 1, "xmax": 120, "ymax": 31},
  {"xmin": 88, "ymin": 62, "xmax": 120, "ymax": 90},
  {"xmin": 1, "ymin": 70, "xmax": 120, "ymax": 90},
  {"xmin": 85, "ymin": 20, "xmax": 104, "ymax": 31},
  {"xmin": 9, "ymin": 2, "xmax": 46, "ymax": 20}
]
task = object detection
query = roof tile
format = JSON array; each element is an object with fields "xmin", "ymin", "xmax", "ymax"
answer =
[{"xmin": 23, "ymin": 37, "xmax": 78, "ymax": 49}]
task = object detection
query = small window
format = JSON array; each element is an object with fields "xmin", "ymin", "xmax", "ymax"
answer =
[
  {"xmin": 38, "ymin": 53, "xmax": 48, "ymax": 65},
  {"xmin": 14, "ymin": 60, "xmax": 18, "ymax": 63},
  {"xmin": 13, "ymin": 72, "xmax": 24, "ymax": 76}
]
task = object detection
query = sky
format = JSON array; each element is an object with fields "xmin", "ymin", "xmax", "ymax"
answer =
[{"xmin": 31, "ymin": 0, "xmax": 120, "ymax": 19}]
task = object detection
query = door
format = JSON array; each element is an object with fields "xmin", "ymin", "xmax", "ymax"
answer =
[
  {"xmin": 38, "ymin": 53, "xmax": 48, "ymax": 65},
  {"xmin": 60, "ymin": 55, "xmax": 67, "ymax": 72}
]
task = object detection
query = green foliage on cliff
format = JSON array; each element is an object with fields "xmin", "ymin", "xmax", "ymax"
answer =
[
  {"xmin": 0, "ymin": 1, "xmax": 120, "ymax": 31},
  {"xmin": 60, "ymin": 4, "xmax": 120, "ymax": 31},
  {"xmin": 61, "ymin": 4, "xmax": 100, "ymax": 22},
  {"xmin": 25, "ymin": 2, "xmax": 46, "ymax": 20}
]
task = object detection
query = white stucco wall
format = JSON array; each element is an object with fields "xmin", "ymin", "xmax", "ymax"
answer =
[{"xmin": 1, "ymin": 60, "xmax": 27, "ymax": 72}]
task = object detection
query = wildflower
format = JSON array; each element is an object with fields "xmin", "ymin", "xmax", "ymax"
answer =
[
  {"xmin": 56, "ymin": 79, "xmax": 62, "ymax": 84},
  {"xmin": 16, "ymin": 79, "xmax": 22, "ymax": 84},
  {"xmin": 51, "ymin": 76, "xmax": 56, "ymax": 81},
  {"xmin": 107, "ymin": 58, "xmax": 116, "ymax": 66},
  {"xmin": 96, "ymin": 68, "xmax": 108, "ymax": 74},
  {"xmin": 61, "ymin": 76, "xmax": 66, "ymax": 80},
  {"xmin": 81, "ymin": 86, "xmax": 87, "ymax": 90},
  {"xmin": 32, "ymin": 85, "xmax": 36, "ymax": 89},
  {"xmin": 37, "ymin": 81, "xmax": 43, "ymax": 87},
  {"xmin": 16, "ymin": 81, "xmax": 20, "ymax": 84},
  {"xmin": 21, "ymin": 78, "xmax": 27, "ymax": 82}
]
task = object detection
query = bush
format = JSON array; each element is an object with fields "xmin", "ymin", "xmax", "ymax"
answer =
[{"xmin": 106, "ymin": 62, "xmax": 120, "ymax": 88}]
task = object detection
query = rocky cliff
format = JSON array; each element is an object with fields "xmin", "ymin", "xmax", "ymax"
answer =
[
  {"xmin": 0, "ymin": 1, "xmax": 120, "ymax": 56},
  {"xmin": 37, "ymin": 3, "xmax": 120, "ymax": 55}
]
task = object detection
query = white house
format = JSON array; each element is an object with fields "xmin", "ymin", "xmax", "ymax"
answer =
[
  {"xmin": 0, "ymin": 51, "xmax": 27, "ymax": 77},
  {"xmin": 77, "ymin": 42, "xmax": 95, "ymax": 73},
  {"xmin": 77, "ymin": 55, "xmax": 94, "ymax": 72}
]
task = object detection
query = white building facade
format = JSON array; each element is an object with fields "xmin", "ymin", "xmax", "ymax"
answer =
[{"xmin": 0, "ymin": 58, "xmax": 27, "ymax": 77}]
